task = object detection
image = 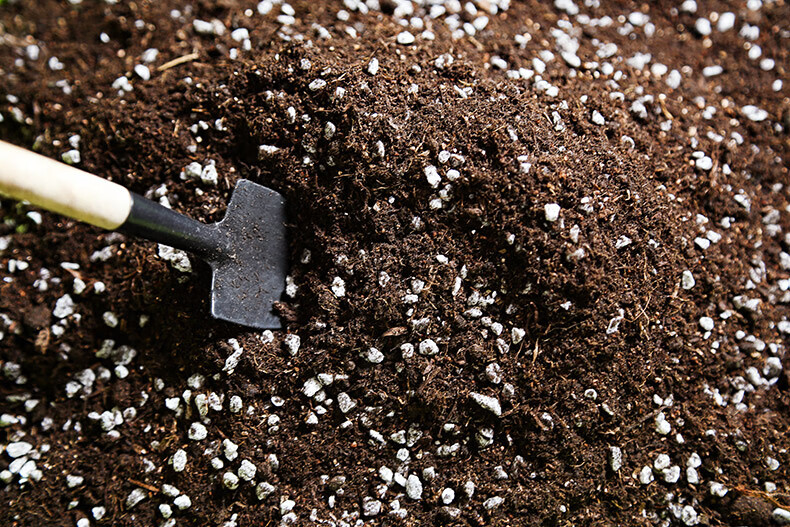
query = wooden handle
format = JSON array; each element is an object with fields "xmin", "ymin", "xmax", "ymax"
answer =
[{"xmin": 0, "ymin": 141, "xmax": 132, "ymax": 230}]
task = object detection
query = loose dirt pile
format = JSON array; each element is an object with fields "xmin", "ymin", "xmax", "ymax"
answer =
[{"xmin": 1, "ymin": 0, "xmax": 789, "ymax": 525}]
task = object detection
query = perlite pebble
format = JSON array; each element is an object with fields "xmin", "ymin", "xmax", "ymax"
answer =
[
  {"xmin": 162, "ymin": 484, "xmax": 179, "ymax": 497},
  {"xmin": 221, "ymin": 440, "xmax": 237, "ymax": 463},
  {"xmin": 53, "ymin": 295, "xmax": 75, "ymax": 318},
  {"xmin": 655, "ymin": 412, "xmax": 671, "ymax": 435},
  {"xmin": 544, "ymin": 203, "xmax": 560, "ymax": 222},
  {"xmin": 223, "ymin": 472, "xmax": 240, "ymax": 489},
  {"xmin": 405, "ymin": 474, "xmax": 423, "ymax": 500},
  {"xmin": 367, "ymin": 58, "xmax": 380, "ymax": 75},
  {"xmin": 484, "ymin": 496, "xmax": 504, "ymax": 510},
  {"xmin": 639, "ymin": 466, "xmax": 654, "ymax": 484},
  {"xmin": 283, "ymin": 334, "xmax": 301, "ymax": 356},
  {"xmin": 424, "ymin": 166, "xmax": 441, "ymax": 188},
  {"xmin": 682, "ymin": 506, "xmax": 699, "ymax": 526},
  {"xmin": 364, "ymin": 347, "xmax": 384, "ymax": 364},
  {"xmin": 441, "ymin": 488, "xmax": 455, "ymax": 504},
  {"xmin": 171, "ymin": 449, "xmax": 187, "ymax": 472},
  {"xmin": 256, "ymin": 482, "xmax": 276, "ymax": 500},
  {"xmin": 363, "ymin": 497, "xmax": 382, "ymax": 516},
  {"xmin": 188, "ymin": 422, "xmax": 207, "ymax": 440},
  {"xmin": 337, "ymin": 392, "xmax": 356, "ymax": 413},
  {"xmin": 469, "ymin": 392, "xmax": 502, "ymax": 417},
  {"xmin": 173, "ymin": 495, "xmax": 192, "ymax": 510},
  {"xmin": 418, "ymin": 339, "xmax": 439, "ymax": 356},
  {"xmin": 591, "ymin": 110, "xmax": 605, "ymax": 125},
  {"xmin": 681, "ymin": 271, "xmax": 696, "ymax": 290},
  {"xmin": 303, "ymin": 378, "xmax": 322, "ymax": 398},
  {"xmin": 66, "ymin": 474, "xmax": 84, "ymax": 488},
  {"xmin": 238, "ymin": 459, "xmax": 257, "ymax": 481},
  {"xmin": 159, "ymin": 504, "xmax": 173, "ymax": 518},
  {"xmin": 710, "ymin": 481, "xmax": 728, "ymax": 497},
  {"xmin": 62, "ymin": 150, "xmax": 81, "ymax": 165},
  {"xmin": 609, "ymin": 446, "xmax": 623, "ymax": 472},
  {"xmin": 773, "ymin": 508, "xmax": 790, "ymax": 524},
  {"xmin": 664, "ymin": 465, "xmax": 681, "ymax": 484},
  {"xmin": 397, "ymin": 31, "xmax": 416, "ymax": 45},
  {"xmin": 126, "ymin": 488, "xmax": 147, "ymax": 508},
  {"xmin": 331, "ymin": 277, "xmax": 346, "ymax": 297},
  {"xmin": 654, "ymin": 454, "xmax": 671, "ymax": 471},
  {"xmin": 6, "ymin": 441, "xmax": 32, "ymax": 458}
]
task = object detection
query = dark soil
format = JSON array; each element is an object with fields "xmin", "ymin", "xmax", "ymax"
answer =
[{"xmin": 1, "ymin": 0, "xmax": 789, "ymax": 526}]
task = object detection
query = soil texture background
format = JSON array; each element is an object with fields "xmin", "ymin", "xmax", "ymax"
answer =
[{"xmin": 1, "ymin": 0, "xmax": 790, "ymax": 525}]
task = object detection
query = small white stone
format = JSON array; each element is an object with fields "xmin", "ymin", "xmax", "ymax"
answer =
[
  {"xmin": 223, "ymin": 439, "xmax": 239, "ymax": 461},
  {"xmin": 397, "ymin": 31, "xmax": 415, "ymax": 45},
  {"xmin": 699, "ymin": 317, "xmax": 714, "ymax": 331},
  {"xmin": 331, "ymin": 277, "xmax": 346, "ymax": 297},
  {"xmin": 405, "ymin": 474, "xmax": 423, "ymax": 500},
  {"xmin": 363, "ymin": 497, "xmax": 382, "ymax": 516},
  {"xmin": 367, "ymin": 58, "xmax": 380, "ymax": 75},
  {"xmin": 61, "ymin": 150, "xmax": 81, "ymax": 165},
  {"xmin": 654, "ymin": 454, "xmax": 671, "ymax": 471},
  {"xmin": 134, "ymin": 64, "xmax": 151, "ymax": 81},
  {"xmin": 91, "ymin": 506, "xmax": 106, "ymax": 520},
  {"xmin": 364, "ymin": 347, "xmax": 384, "ymax": 364},
  {"xmin": 259, "ymin": 145, "xmax": 280, "ymax": 156},
  {"xmin": 238, "ymin": 459, "xmax": 257, "ymax": 481},
  {"xmin": 638, "ymin": 466, "xmax": 654, "ymax": 484},
  {"xmin": 256, "ymin": 482, "xmax": 276, "ymax": 500},
  {"xmin": 308, "ymin": 79, "xmax": 327, "ymax": 91},
  {"xmin": 682, "ymin": 505, "xmax": 699, "ymax": 525},
  {"xmin": 171, "ymin": 449, "xmax": 187, "ymax": 472},
  {"xmin": 159, "ymin": 504, "xmax": 173, "ymax": 518},
  {"xmin": 483, "ymin": 496, "xmax": 504, "ymax": 510},
  {"xmin": 418, "ymin": 339, "xmax": 439, "ymax": 356},
  {"xmin": 655, "ymin": 412, "xmax": 672, "ymax": 435},
  {"xmin": 773, "ymin": 508, "xmax": 790, "ymax": 524},
  {"xmin": 609, "ymin": 447, "xmax": 622, "ymax": 472},
  {"xmin": 424, "ymin": 165, "xmax": 441, "ymax": 188},
  {"xmin": 303, "ymin": 378, "xmax": 323, "ymax": 398},
  {"xmin": 223, "ymin": 471, "xmax": 240, "ymax": 489},
  {"xmin": 53, "ymin": 294, "xmax": 75, "ymax": 318},
  {"xmin": 337, "ymin": 392, "xmax": 356, "ymax": 413},
  {"xmin": 66, "ymin": 474, "xmax": 84, "ymax": 488},
  {"xmin": 229, "ymin": 395, "xmax": 242, "ymax": 413},
  {"xmin": 284, "ymin": 333, "xmax": 301, "ymax": 356},
  {"xmin": 469, "ymin": 392, "xmax": 502, "ymax": 417},
  {"xmin": 174, "ymin": 495, "xmax": 192, "ymax": 510},
  {"xmin": 717, "ymin": 12, "xmax": 735, "ymax": 32},
  {"xmin": 6, "ymin": 441, "xmax": 33, "ymax": 458},
  {"xmin": 681, "ymin": 271, "xmax": 696, "ymax": 290},
  {"xmin": 591, "ymin": 110, "xmax": 605, "ymax": 125},
  {"xmin": 742, "ymin": 105, "xmax": 768, "ymax": 122},
  {"xmin": 710, "ymin": 481, "xmax": 728, "ymax": 497},
  {"xmin": 695, "ymin": 156, "xmax": 713, "ymax": 171},
  {"xmin": 200, "ymin": 164, "xmax": 218, "ymax": 185},
  {"xmin": 694, "ymin": 18, "xmax": 712, "ymax": 35},
  {"xmin": 188, "ymin": 422, "xmax": 207, "ymax": 441},
  {"xmin": 441, "ymin": 488, "xmax": 455, "ymax": 504},
  {"xmin": 101, "ymin": 311, "xmax": 119, "ymax": 328},
  {"xmin": 544, "ymin": 203, "xmax": 561, "ymax": 222},
  {"xmin": 664, "ymin": 465, "xmax": 681, "ymax": 484},
  {"xmin": 126, "ymin": 488, "xmax": 147, "ymax": 508}
]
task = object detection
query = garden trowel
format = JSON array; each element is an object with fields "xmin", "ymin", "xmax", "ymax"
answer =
[{"xmin": 0, "ymin": 140, "xmax": 287, "ymax": 329}]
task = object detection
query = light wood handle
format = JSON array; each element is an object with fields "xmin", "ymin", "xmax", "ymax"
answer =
[{"xmin": 0, "ymin": 141, "xmax": 132, "ymax": 230}]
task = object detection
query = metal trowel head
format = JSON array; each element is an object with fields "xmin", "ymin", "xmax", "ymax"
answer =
[{"xmin": 207, "ymin": 180, "xmax": 288, "ymax": 329}]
